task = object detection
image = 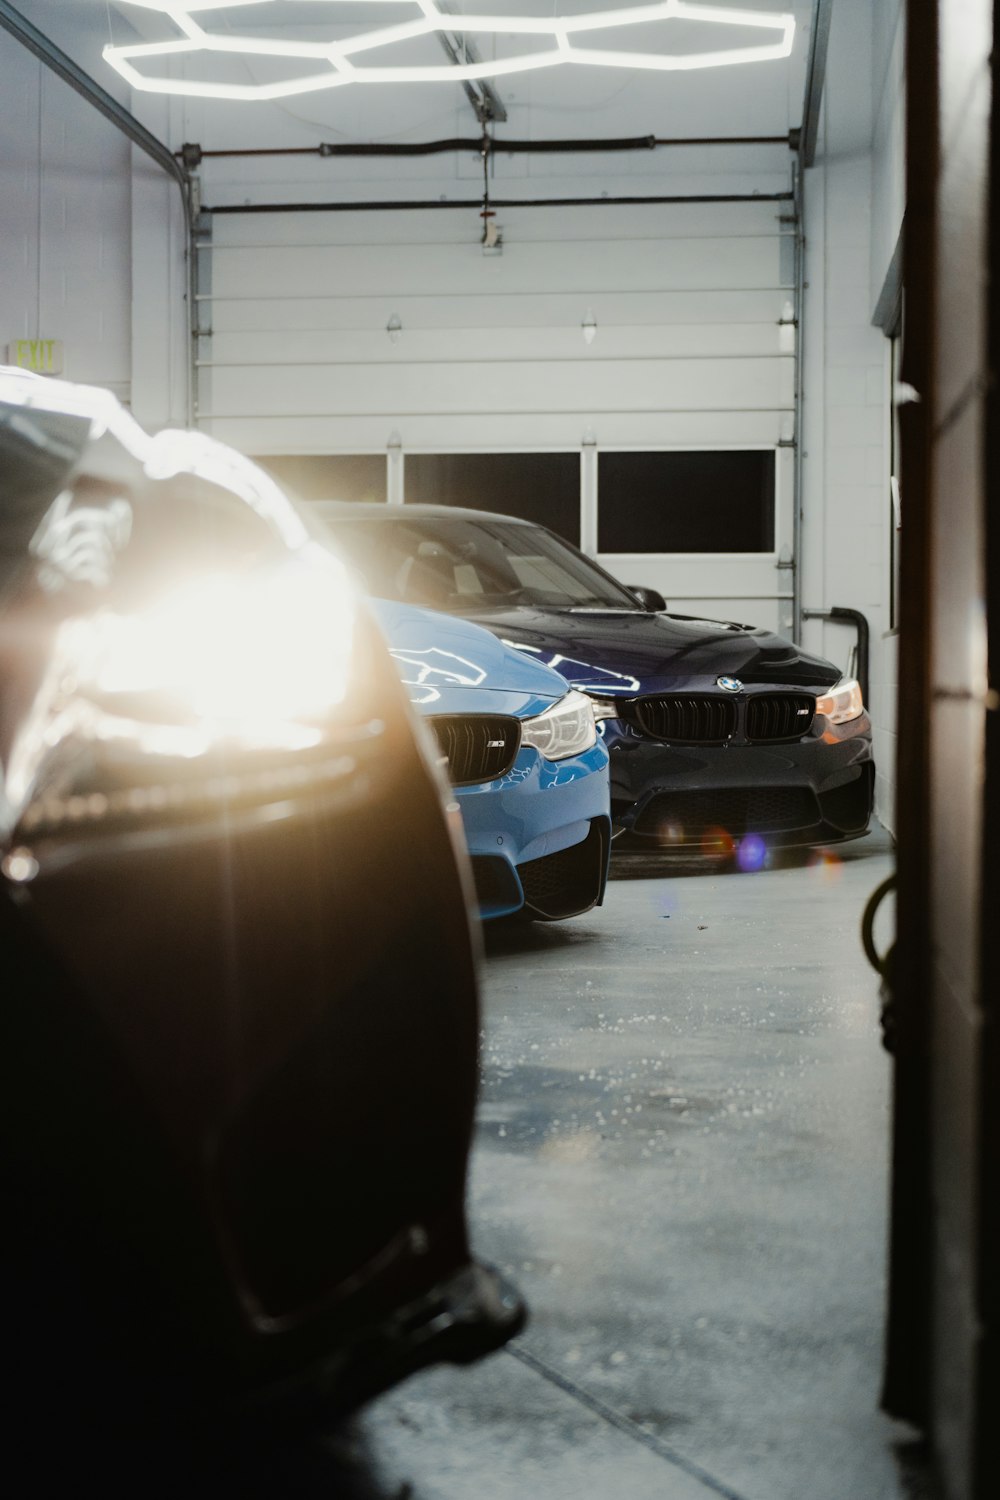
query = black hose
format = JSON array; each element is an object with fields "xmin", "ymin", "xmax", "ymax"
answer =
[
  {"xmin": 861, "ymin": 872, "xmax": 896, "ymax": 975},
  {"xmin": 802, "ymin": 606, "xmax": 870, "ymax": 706}
]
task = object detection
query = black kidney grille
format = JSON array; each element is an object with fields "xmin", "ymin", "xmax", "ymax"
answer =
[
  {"xmin": 631, "ymin": 695, "xmax": 738, "ymax": 744},
  {"xmin": 745, "ymin": 693, "xmax": 816, "ymax": 743},
  {"xmin": 429, "ymin": 715, "xmax": 520, "ymax": 785}
]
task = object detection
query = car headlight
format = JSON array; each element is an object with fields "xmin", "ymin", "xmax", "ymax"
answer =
[
  {"xmin": 586, "ymin": 695, "xmax": 623, "ymax": 722},
  {"xmin": 520, "ymin": 690, "xmax": 597, "ymax": 761},
  {"xmin": 15, "ymin": 547, "xmax": 360, "ymax": 783},
  {"xmin": 815, "ymin": 677, "xmax": 865, "ymax": 725}
]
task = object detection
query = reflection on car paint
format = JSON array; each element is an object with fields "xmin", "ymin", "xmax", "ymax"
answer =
[
  {"xmin": 500, "ymin": 639, "xmax": 640, "ymax": 695},
  {"xmin": 30, "ymin": 486, "xmax": 133, "ymax": 591},
  {"xmin": 388, "ymin": 645, "xmax": 490, "ymax": 705}
]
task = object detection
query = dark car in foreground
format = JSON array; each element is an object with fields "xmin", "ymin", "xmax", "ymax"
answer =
[
  {"xmin": 0, "ymin": 373, "xmax": 522, "ymax": 1466},
  {"xmin": 314, "ymin": 503, "xmax": 874, "ymax": 860}
]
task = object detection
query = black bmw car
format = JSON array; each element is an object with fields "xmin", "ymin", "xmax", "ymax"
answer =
[
  {"xmin": 314, "ymin": 504, "xmax": 874, "ymax": 859},
  {"xmin": 0, "ymin": 375, "xmax": 522, "ymax": 1476}
]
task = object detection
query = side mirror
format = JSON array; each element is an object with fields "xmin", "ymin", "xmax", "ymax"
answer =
[{"xmin": 628, "ymin": 585, "xmax": 667, "ymax": 613}]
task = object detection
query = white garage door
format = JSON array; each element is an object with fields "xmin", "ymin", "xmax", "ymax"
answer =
[{"xmin": 196, "ymin": 199, "xmax": 796, "ymax": 631}]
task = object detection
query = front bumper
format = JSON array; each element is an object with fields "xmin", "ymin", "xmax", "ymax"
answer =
[
  {"xmin": 604, "ymin": 712, "xmax": 874, "ymax": 854},
  {"xmin": 242, "ymin": 1259, "xmax": 525, "ymax": 1424},
  {"xmin": 455, "ymin": 741, "xmax": 611, "ymax": 919}
]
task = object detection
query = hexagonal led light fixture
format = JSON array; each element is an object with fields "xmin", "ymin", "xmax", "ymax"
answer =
[{"xmin": 104, "ymin": 1, "xmax": 796, "ymax": 101}]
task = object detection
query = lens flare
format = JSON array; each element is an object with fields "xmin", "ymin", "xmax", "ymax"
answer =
[
  {"xmin": 657, "ymin": 820, "xmax": 685, "ymax": 846},
  {"xmin": 808, "ymin": 849, "xmax": 843, "ymax": 883},
  {"xmin": 655, "ymin": 888, "xmax": 679, "ymax": 918},
  {"xmin": 701, "ymin": 826, "xmax": 735, "ymax": 859},
  {"xmin": 737, "ymin": 833, "xmax": 767, "ymax": 872}
]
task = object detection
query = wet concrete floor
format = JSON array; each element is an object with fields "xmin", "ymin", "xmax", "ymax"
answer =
[
  {"xmin": 340, "ymin": 823, "xmax": 926, "ymax": 1500},
  {"xmin": 129, "ymin": 824, "xmax": 926, "ymax": 1499}
]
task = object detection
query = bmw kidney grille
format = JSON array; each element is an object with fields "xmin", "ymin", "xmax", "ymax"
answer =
[
  {"xmin": 631, "ymin": 695, "xmax": 738, "ymax": 745},
  {"xmin": 430, "ymin": 715, "xmax": 521, "ymax": 785},
  {"xmin": 627, "ymin": 692, "xmax": 815, "ymax": 746}
]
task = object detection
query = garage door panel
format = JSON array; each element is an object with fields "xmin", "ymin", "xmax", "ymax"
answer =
[
  {"xmin": 205, "ymin": 324, "xmax": 788, "ymax": 365},
  {"xmin": 207, "ymin": 410, "xmax": 787, "ymax": 454},
  {"xmin": 208, "ymin": 288, "xmax": 790, "ymax": 335},
  {"xmin": 202, "ymin": 198, "xmax": 796, "ymax": 625},
  {"xmin": 600, "ymin": 557, "xmax": 792, "ymax": 636},
  {"xmin": 208, "ymin": 237, "xmax": 782, "ymax": 300},
  {"xmin": 210, "ymin": 200, "xmax": 787, "ymax": 248},
  {"xmin": 204, "ymin": 358, "xmax": 792, "ymax": 419}
]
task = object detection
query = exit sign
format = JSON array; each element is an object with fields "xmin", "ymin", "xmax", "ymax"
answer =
[{"xmin": 7, "ymin": 339, "xmax": 64, "ymax": 374}]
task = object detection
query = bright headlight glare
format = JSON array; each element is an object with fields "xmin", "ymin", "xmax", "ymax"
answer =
[
  {"xmin": 815, "ymin": 677, "xmax": 864, "ymax": 724},
  {"xmin": 520, "ymin": 690, "xmax": 598, "ymax": 761},
  {"xmin": 83, "ymin": 549, "xmax": 356, "ymax": 738}
]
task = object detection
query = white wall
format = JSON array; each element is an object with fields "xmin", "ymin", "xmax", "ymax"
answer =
[
  {"xmin": 799, "ymin": 0, "xmax": 903, "ymax": 833},
  {"xmin": 870, "ymin": 0, "xmax": 906, "ymax": 834},
  {"xmin": 0, "ymin": 16, "xmax": 131, "ymax": 398},
  {"xmin": 0, "ymin": 4, "xmax": 187, "ymax": 428},
  {"xmin": 871, "ymin": 0, "xmax": 907, "ymax": 315}
]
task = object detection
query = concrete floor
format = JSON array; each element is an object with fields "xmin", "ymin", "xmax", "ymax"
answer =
[
  {"xmin": 133, "ymin": 823, "xmax": 934, "ymax": 1499},
  {"xmin": 330, "ymin": 823, "xmax": 929, "ymax": 1500}
]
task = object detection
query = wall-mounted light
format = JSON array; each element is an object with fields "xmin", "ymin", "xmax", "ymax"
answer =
[
  {"xmin": 105, "ymin": 2, "xmax": 796, "ymax": 102},
  {"xmin": 386, "ymin": 313, "xmax": 403, "ymax": 344},
  {"xmin": 582, "ymin": 310, "xmax": 598, "ymax": 346}
]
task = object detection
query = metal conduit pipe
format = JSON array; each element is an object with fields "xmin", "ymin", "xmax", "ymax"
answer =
[
  {"xmin": 206, "ymin": 192, "xmax": 795, "ymax": 215},
  {"xmin": 791, "ymin": 155, "xmax": 805, "ymax": 642},
  {"xmin": 792, "ymin": 0, "xmax": 835, "ymax": 632},
  {"xmin": 801, "ymin": 607, "xmax": 871, "ymax": 707}
]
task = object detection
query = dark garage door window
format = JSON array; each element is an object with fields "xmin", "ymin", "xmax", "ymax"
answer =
[
  {"xmin": 598, "ymin": 451, "xmax": 775, "ymax": 553},
  {"xmin": 255, "ymin": 455, "xmax": 386, "ymax": 505},
  {"xmin": 404, "ymin": 453, "xmax": 580, "ymax": 547}
]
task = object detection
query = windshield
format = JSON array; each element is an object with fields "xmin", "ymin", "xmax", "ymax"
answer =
[{"xmin": 317, "ymin": 514, "xmax": 641, "ymax": 613}]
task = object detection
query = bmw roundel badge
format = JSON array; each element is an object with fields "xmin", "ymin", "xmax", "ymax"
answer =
[{"xmin": 716, "ymin": 676, "xmax": 743, "ymax": 692}]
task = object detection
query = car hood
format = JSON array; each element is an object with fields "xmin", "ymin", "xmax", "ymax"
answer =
[
  {"xmin": 448, "ymin": 605, "xmax": 843, "ymax": 695},
  {"xmin": 368, "ymin": 598, "xmax": 566, "ymax": 718}
]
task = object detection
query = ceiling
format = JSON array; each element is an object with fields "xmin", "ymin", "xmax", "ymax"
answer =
[{"xmin": 16, "ymin": 2, "xmax": 822, "ymax": 204}]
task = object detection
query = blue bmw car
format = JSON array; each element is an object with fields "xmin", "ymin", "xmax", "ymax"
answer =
[{"xmin": 369, "ymin": 599, "xmax": 611, "ymax": 921}]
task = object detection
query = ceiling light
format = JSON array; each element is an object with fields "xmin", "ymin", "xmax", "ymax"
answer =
[
  {"xmin": 582, "ymin": 310, "xmax": 598, "ymax": 345},
  {"xmin": 104, "ymin": 2, "xmax": 796, "ymax": 102}
]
